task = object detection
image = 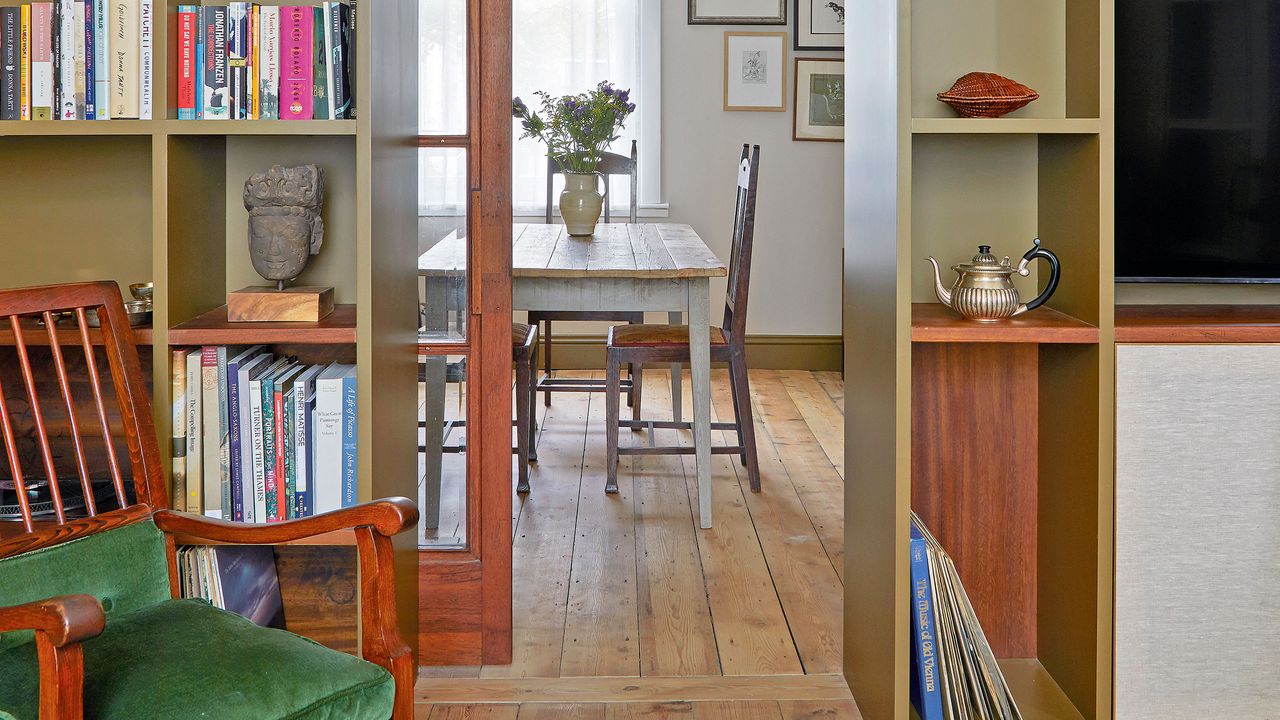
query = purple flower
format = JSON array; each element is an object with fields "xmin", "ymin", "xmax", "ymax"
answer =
[
  {"xmin": 512, "ymin": 97, "xmax": 526, "ymax": 117},
  {"xmin": 522, "ymin": 119, "xmax": 533, "ymax": 131},
  {"xmin": 618, "ymin": 89, "xmax": 630, "ymax": 103},
  {"xmin": 626, "ymin": 102, "xmax": 636, "ymax": 113}
]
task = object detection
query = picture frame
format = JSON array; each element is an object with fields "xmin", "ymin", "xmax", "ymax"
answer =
[
  {"xmin": 724, "ymin": 32, "xmax": 788, "ymax": 112},
  {"xmin": 794, "ymin": 0, "xmax": 845, "ymax": 51},
  {"xmin": 794, "ymin": 58, "xmax": 844, "ymax": 141},
  {"xmin": 690, "ymin": 0, "xmax": 786, "ymax": 26}
]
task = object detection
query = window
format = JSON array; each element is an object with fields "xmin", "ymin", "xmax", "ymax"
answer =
[{"xmin": 418, "ymin": 0, "xmax": 661, "ymax": 217}]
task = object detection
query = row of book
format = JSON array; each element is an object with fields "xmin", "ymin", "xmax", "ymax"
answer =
[
  {"xmin": 177, "ymin": 544, "xmax": 286, "ymax": 629},
  {"xmin": 911, "ymin": 513, "xmax": 1023, "ymax": 720},
  {"xmin": 0, "ymin": 0, "xmax": 153, "ymax": 120},
  {"xmin": 171, "ymin": 346, "xmax": 359, "ymax": 524},
  {"xmin": 175, "ymin": 2, "xmax": 353, "ymax": 120}
]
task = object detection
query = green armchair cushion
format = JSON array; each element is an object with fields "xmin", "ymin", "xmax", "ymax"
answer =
[
  {"xmin": 0, "ymin": 519, "xmax": 171, "ymax": 652},
  {"xmin": 0, "ymin": 598, "xmax": 394, "ymax": 720}
]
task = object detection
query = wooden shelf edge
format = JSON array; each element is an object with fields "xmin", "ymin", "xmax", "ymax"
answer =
[
  {"xmin": 0, "ymin": 119, "xmax": 156, "ymax": 137},
  {"xmin": 998, "ymin": 659, "xmax": 1085, "ymax": 720},
  {"xmin": 910, "ymin": 117, "xmax": 1102, "ymax": 135},
  {"xmin": 171, "ymin": 528, "xmax": 357, "ymax": 547},
  {"xmin": 1116, "ymin": 304, "xmax": 1280, "ymax": 343},
  {"xmin": 168, "ymin": 304, "xmax": 357, "ymax": 345},
  {"xmin": 161, "ymin": 119, "xmax": 358, "ymax": 136},
  {"xmin": 912, "ymin": 304, "xmax": 1099, "ymax": 344}
]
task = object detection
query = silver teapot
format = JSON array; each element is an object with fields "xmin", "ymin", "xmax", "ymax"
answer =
[{"xmin": 926, "ymin": 239, "xmax": 1061, "ymax": 322}]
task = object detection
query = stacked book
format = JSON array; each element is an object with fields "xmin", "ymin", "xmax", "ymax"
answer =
[
  {"xmin": 174, "ymin": 2, "xmax": 352, "ymax": 120},
  {"xmin": 170, "ymin": 346, "xmax": 359, "ymax": 523},
  {"xmin": 177, "ymin": 544, "xmax": 285, "ymax": 629},
  {"xmin": 911, "ymin": 513, "xmax": 1023, "ymax": 720},
  {"xmin": 0, "ymin": 0, "xmax": 154, "ymax": 119}
]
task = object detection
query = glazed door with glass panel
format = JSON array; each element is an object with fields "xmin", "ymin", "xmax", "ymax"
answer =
[{"xmin": 417, "ymin": 0, "xmax": 513, "ymax": 664}]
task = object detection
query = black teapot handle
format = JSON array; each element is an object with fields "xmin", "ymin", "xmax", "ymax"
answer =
[{"xmin": 1021, "ymin": 238, "xmax": 1061, "ymax": 312}]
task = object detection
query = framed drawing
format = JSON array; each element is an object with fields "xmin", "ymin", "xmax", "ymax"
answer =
[
  {"xmin": 794, "ymin": 58, "xmax": 844, "ymax": 141},
  {"xmin": 690, "ymin": 0, "xmax": 786, "ymax": 25},
  {"xmin": 724, "ymin": 32, "xmax": 788, "ymax": 112},
  {"xmin": 794, "ymin": 0, "xmax": 844, "ymax": 50}
]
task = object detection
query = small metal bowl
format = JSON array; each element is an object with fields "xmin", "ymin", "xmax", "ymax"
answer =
[
  {"xmin": 128, "ymin": 282, "xmax": 154, "ymax": 305},
  {"xmin": 84, "ymin": 301, "xmax": 152, "ymax": 328}
]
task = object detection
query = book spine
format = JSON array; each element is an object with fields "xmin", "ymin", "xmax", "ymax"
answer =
[
  {"xmin": 322, "ymin": 3, "xmax": 334, "ymax": 119},
  {"xmin": 313, "ymin": 376, "xmax": 341, "ymax": 513},
  {"xmin": 302, "ymin": 379, "xmax": 315, "ymax": 517},
  {"xmin": 136, "ymin": 0, "xmax": 149, "ymax": 118},
  {"xmin": 185, "ymin": 349, "xmax": 202, "ymax": 513},
  {"xmin": 248, "ymin": 3, "xmax": 257, "ymax": 119},
  {"xmin": 257, "ymin": 4, "xmax": 277, "ymax": 118},
  {"xmin": 30, "ymin": 3, "xmax": 51, "ymax": 119},
  {"xmin": 293, "ymin": 377, "xmax": 307, "ymax": 518},
  {"xmin": 70, "ymin": 0, "xmax": 83, "ymax": 118},
  {"xmin": 278, "ymin": 5, "xmax": 309, "ymax": 119},
  {"xmin": 283, "ymin": 389, "xmax": 294, "ymax": 519},
  {"xmin": 261, "ymin": 375, "xmax": 277, "ymax": 522},
  {"xmin": 272, "ymin": 381, "xmax": 285, "ymax": 521},
  {"xmin": 310, "ymin": 5, "xmax": 325, "ymax": 119},
  {"xmin": 334, "ymin": 2, "xmax": 349, "ymax": 119},
  {"xmin": 227, "ymin": 1, "xmax": 244, "ymax": 118},
  {"xmin": 170, "ymin": 350, "xmax": 188, "ymax": 512},
  {"xmin": 0, "ymin": 8, "xmax": 18, "ymax": 120},
  {"xmin": 909, "ymin": 532, "xmax": 944, "ymax": 720},
  {"xmin": 176, "ymin": 6, "xmax": 195, "ymax": 118},
  {"xmin": 51, "ymin": 0, "xmax": 61, "ymax": 117},
  {"xmin": 249, "ymin": 378, "xmax": 267, "ymax": 522},
  {"xmin": 200, "ymin": 5, "xmax": 227, "ymax": 118},
  {"xmin": 341, "ymin": 373, "xmax": 356, "ymax": 507},
  {"xmin": 193, "ymin": 5, "xmax": 202, "ymax": 117},
  {"xmin": 82, "ymin": 0, "xmax": 94, "ymax": 118},
  {"xmin": 108, "ymin": 0, "xmax": 137, "ymax": 118},
  {"xmin": 19, "ymin": 5, "xmax": 30, "ymax": 119},
  {"xmin": 216, "ymin": 347, "xmax": 230, "ymax": 521},
  {"xmin": 201, "ymin": 346, "xmax": 221, "ymax": 519},
  {"xmin": 345, "ymin": 0, "xmax": 353, "ymax": 118},
  {"xmin": 92, "ymin": 0, "xmax": 105, "ymax": 117},
  {"xmin": 227, "ymin": 355, "xmax": 243, "ymax": 521}
]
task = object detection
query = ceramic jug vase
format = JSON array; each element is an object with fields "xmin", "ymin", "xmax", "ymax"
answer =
[{"xmin": 560, "ymin": 172, "xmax": 604, "ymax": 236}]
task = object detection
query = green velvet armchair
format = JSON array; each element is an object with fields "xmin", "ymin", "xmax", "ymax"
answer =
[{"xmin": 0, "ymin": 282, "xmax": 418, "ymax": 720}]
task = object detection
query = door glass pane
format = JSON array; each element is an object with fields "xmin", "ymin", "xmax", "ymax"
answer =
[
  {"xmin": 419, "ymin": 0, "xmax": 468, "ymax": 135},
  {"xmin": 418, "ymin": 352, "xmax": 468, "ymax": 549},
  {"xmin": 419, "ymin": 147, "xmax": 468, "ymax": 342}
]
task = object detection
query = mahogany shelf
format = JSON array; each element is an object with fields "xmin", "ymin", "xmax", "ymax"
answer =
[
  {"xmin": 0, "ymin": 321, "xmax": 153, "ymax": 346},
  {"xmin": 171, "ymin": 528, "xmax": 357, "ymax": 547},
  {"xmin": 168, "ymin": 304, "xmax": 356, "ymax": 345},
  {"xmin": 911, "ymin": 303, "xmax": 1099, "ymax": 343},
  {"xmin": 1116, "ymin": 304, "xmax": 1280, "ymax": 343}
]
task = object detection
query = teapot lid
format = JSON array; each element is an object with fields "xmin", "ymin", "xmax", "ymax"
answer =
[{"xmin": 953, "ymin": 245, "xmax": 1015, "ymax": 273}]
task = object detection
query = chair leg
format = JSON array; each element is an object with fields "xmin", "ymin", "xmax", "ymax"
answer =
[
  {"xmin": 730, "ymin": 351, "xmax": 761, "ymax": 493},
  {"xmin": 727, "ymin": 362, "xmax": 747, "ymax": 466},
  {"xmin": 542, "ymin": 319, "xmax": 553, "ymax": 406},
  {"xmin": 605, "ymin": 351, "xmax": 622, "ymax": 494},
  {"xmin": 528, "ymin": 345, "xmax": 539, "ymax": 462},
  {"xmin": 630, "ymin": 362, "xmax": 644, "ymax": 424},
  {"xmin": 515, "ymin": 352, "xmax": 531, "ymax": 494}
]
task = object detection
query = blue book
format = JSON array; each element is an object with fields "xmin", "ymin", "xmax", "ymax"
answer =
[
  {"xmin": 226, "ymin": 346, "xmax": 266, "ymax": 522},
  {"xmin": 340, "ymin": 368, "xmax": 358, "ymax": 507},
  {"xmin": 910, "ymin": 522, "xmax": 944, "ymax": 720}
]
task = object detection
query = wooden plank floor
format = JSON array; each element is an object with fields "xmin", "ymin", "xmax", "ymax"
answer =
[{"xmin": 417, "ymin": 369, "xmax": 850, "ymax": 716}]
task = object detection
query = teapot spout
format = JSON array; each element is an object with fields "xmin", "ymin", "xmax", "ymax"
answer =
[{"xmin": 925, "ymin": 257, "xmax": 953, "ymax": 308}]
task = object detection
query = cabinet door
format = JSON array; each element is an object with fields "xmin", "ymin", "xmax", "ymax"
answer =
[{"xmin": 1115, "ymin": 344, "xmax": 1280, "ymax": 718}]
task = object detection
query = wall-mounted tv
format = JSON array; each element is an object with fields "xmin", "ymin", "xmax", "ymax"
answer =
[{"xmin": 1116, "ymin": 0, "xmax": 1280, "ymax": 283}]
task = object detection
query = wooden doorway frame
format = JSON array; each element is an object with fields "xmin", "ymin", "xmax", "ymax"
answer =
[{"xmin": 418, "ymin": 0, "xmax": 514, "ymax": 665}]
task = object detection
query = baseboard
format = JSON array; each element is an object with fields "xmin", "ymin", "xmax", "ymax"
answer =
[{"xmin": 536, "ymin": 333, "xmax": 843, "ymax": 371}]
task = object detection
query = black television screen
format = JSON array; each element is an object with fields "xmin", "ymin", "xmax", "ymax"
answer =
[{"xmin": 1116, "ymin": 0, "xmax": 1280, "ymax": 282}]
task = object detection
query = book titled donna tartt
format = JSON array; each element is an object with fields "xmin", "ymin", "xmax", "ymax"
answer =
[{"xmin": 279, "ymin": 5, "xmax": 311, "ymax": 119}]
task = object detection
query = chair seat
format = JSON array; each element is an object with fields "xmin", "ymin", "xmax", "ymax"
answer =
[
  {"xmin": 513, "ymin": 322, "xmax": 535, "ymax": 347},
  {"xmin": 0, "ymin": 598, "xmax": 394, "ymax": 720},
  {"xmin": 608, "ymin": 324, "xmax": 728, "ymax": 348}
]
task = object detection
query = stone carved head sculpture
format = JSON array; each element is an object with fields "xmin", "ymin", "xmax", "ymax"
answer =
[{"xmin": 243, "ymin": 164, "xmax": 325, "ymax": 290}]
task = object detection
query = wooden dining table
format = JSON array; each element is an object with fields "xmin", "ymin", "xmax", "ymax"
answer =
[{"xmin": 417, "ymin": 223, "xmax": 728, "ymax": 528}]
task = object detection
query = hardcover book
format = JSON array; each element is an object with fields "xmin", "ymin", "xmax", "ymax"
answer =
[
  {"xmin": 30, "ymin": 2, "xmax": 51, "ymax": 119},
  {"xmin": 227, "ymin": 346, "xmax": 265, "ymax": 522},
  {"xmin": 185, "ymin": 349, "xmax": 203, "ymax": 514},
  {"xmin": 82, "ymin": 0, "xmax": 95, "ymax": 118},
  {"xmin": 250, "ymin": 356, "xmax": 288, "ymax": 523},
  {"xmin": 247, "ymin": 3, "xmax": 257, "ymax": 118},
  {"xmin": 0, "ymin": 8, "xmax": 18, "ymax": 120},
  {"xmin": 227, "ymin": 1, "xmax": 246, "ymax": 118},
  {"xmin": 170, "ymin": 349, "xmax": 188, "ymax": 512},
  {"xmin": 70, "ymin": 0, "xmax": 84, "ymax": 118},
  {"xmin": 278, "ymin": 5, "xmax": 310, "ymax": 119},
  {"xmin": 272, "ymin": 364, "xmax": 304, "ymax": 521},
  {"xmin": 107, "ymin": 0, "xmax": 136, "ymax": 118},
  {"xmin": 19, "ymin": 4, "xmax": 30, "ymax": 119},
  {"xmin": 312, "ymin": 363, "xmax": 350, "ymax": 514},
  {"xmin": 235, "ymin": 351, "xmax": 273, "ymax": 523},
  {"xmin": 341, "ymin": 366, "xmax": 357, "ymax": 507},
  {"xmin": 92, "ymin": 0, "xmax": 106, "ymax": 117},
  {"xmin": 326, "ymin": 2, "xmax": 349, "ymax": 119},
  {"xmin": 176, "ymin": 5, "xmax": 196, "ymax": 119},
  {"xmin": 256, "ymin": 4, "xmax": 278, "ymax": 118},
  {"xmin": 136, "ymin": 0, "xmax": 150, "ymax": 118},
  {"xmin": 910, "ymin": 522, "xmax": 943, "ymax": 720},
  {"xmin": 200, "ymin": 346, "xmax": 224, "ymax": 520},
  {"xmin": 311, "ymin": 5, "xmax": 326, "ymax": 119},
  {"xmin": 200, "ymin": 4, "xmax": 228, "ymax": 119},
  {"xmin": 291, "ymin": 364, "xmax": 325, "ymax": 518}
]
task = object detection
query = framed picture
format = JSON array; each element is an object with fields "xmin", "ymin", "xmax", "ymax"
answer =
[
  {"xmin": 794, "ymin": 0, "xmax": 845, "ymax": 51},
  {"xmin": 690, "ymin": 0, "xmax": 786, "ymax": 25},
  {"xmin": 794, "ymin": 58, "xmax": 844, "ymax": 141},
  {"xmin": 724, "ymin": 32, "xmax": 788, "ymax": 112}
]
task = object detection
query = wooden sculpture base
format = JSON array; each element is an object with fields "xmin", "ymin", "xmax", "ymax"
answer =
[{"xmin": 227, "ymin": 286, "xmax": 335, "ymax": 322}]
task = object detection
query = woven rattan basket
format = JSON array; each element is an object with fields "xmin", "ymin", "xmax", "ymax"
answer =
[{"xmin": 937, "ymin": 72, "xmax": 1039, "ymax": 118}]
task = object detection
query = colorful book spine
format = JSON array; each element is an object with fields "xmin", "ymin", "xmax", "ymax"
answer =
[
  {"xmin": 330, "ymin": 2, "xmax": 349, "ymax": 119},
  {"xmin": 108, "ymin": 0, "xmax": 137, "ymax": 118},
  {"xmin": 257, "ymin": 4, "xmax": 277, "ymax": 118},
  {"xmin": 19, "ymin": 5, "xmax": 30, "ymax": 119},
  {"xmin": 176, "ymin": 5, "xmax": 195, "ymax": 118},
  {"xmin": 226, "ymin": 350, "xmax": 243, "ymax": 521},
  {"xmin": 248, "ymin": 370, "xmax": 268, "ymax": 522},
  {"xmin": 137, "ymin": 0, "xmax": 149, "ymax": 118},
  {"xmin": 227, "ymin": 1, "xmax": 246, "ymax": 118},
  {"xmin": 200, "ymin": 346, "xmax": 222, "ymax": 520},
  {"xmin": 193, "ymin": 5, "xmax": 202, "ymax": 117},
  {"xmin": 215, "ymin": 346, "xmax": 231, "ymax": 521},
  {"xmin": 185, "ymin": 349, "xmax": 203, "ymax": 513},
  {"xmin": 30, "ymin": 2, "xmax": 51, "ymax": 119},
  {"xmin": 236, "ymin": 352, "xmax": 270, "ymax": 523},
  {"xmin": 82, "ymin": 0, "xmax": 95, "ymax": 118},
  {"xmin": 170, "ymin": 349, "xmax": 188, "ymax": 512},
  {"xmin": 200, "ymin": 4, "xmax": 227, "ymax": 118},
  {"xmin": 0, "ymin": 7, "xmax": 18, "ymax": 120},
  {"xmin": 278, "ymin": 5, "xmax": 310, "ymax": 119},
  {"xmin": 92, "ymin": 0, "xmax": 106, "ymax": 117},
  {"xmin": 70, "ymin": 0, "xmax": 84, "ymax": 118},
  {"xmin": 310, "ymin": 5, "xmax": 325, "ymax": 119},
  {"xmin": 51, "ymin": 0, "xmax": 61, "ymax": 116},
  {"xmin": 261, "ymin": 369, "xmax": 278, "ymax": 521},
  {"xmin": 291, "ymin": 373, "xmax": 307, "ymax": 518},
  {"xmin": 340, "ymin": 369, "xmax": 357, "ymax": 507},
  {"xmin": 272, "ymin": 374, "xmax": 287, "ymax": 521},
  {"xmin": 910, "ymin": 523, "xmax": 944, "ymax": 720},
  {"xmin": 247, "ymin": 3, "xmax": 257, "ymax": 118}
]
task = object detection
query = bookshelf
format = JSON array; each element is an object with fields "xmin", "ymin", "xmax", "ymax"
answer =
[
  {"xmin": 0, "ymin": 0, "xmax": 419, "ymax": 661},
  {"xmin": 845, "ymin": 0, "xmax": 1113, "ymax": 718}
]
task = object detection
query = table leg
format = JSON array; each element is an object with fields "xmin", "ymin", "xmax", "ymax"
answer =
[
  {"xmin": 687, "ymin": 279, "xmax": 712, "ymax": 529},
  {"xmin": 420, "ymin": 274, "xmax": 449, "ymax": 531},
  {"xmin": 668, "ymin": 311, "xmax": 683, "ymax": 423}
]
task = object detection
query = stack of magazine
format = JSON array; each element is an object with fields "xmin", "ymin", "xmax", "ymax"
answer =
[{"xmin": 911, "ymin": 512, "xmax": 1022, "ymax": 720}]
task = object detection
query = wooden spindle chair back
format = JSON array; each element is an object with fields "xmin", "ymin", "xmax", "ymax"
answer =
[
  {"xmin": 723, "ymin": 144, "xmax": 761, "ymax": 344},
  {"xmin": 0, "ymin": 281, "xmax": 164, "ymax": 557}
]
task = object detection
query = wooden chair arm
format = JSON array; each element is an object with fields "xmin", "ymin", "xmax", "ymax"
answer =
[
  {"xmin": 0, "ymin": 595, "xmax": 104, "ymax": 719},
  {"xmin": 151, "ymin": 497, "xmax": 419, "ymax": 543}
]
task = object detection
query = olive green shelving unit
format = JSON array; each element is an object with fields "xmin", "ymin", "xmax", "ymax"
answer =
[{"xmin": 0, "ymin": 0, "xmax": 421, "ymax": 660}]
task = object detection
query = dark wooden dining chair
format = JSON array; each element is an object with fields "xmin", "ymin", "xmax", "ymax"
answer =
[
  {"xmin": 531, "ymin": 139, "xmax": 642, "ymax": 406},
  {"xmin": 0, "ymin": 281, "xmax": 417, "ymax": 720},
  {"xmin": 604, "ymin": 144, "xmax": 762, "ymax": 494}
]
